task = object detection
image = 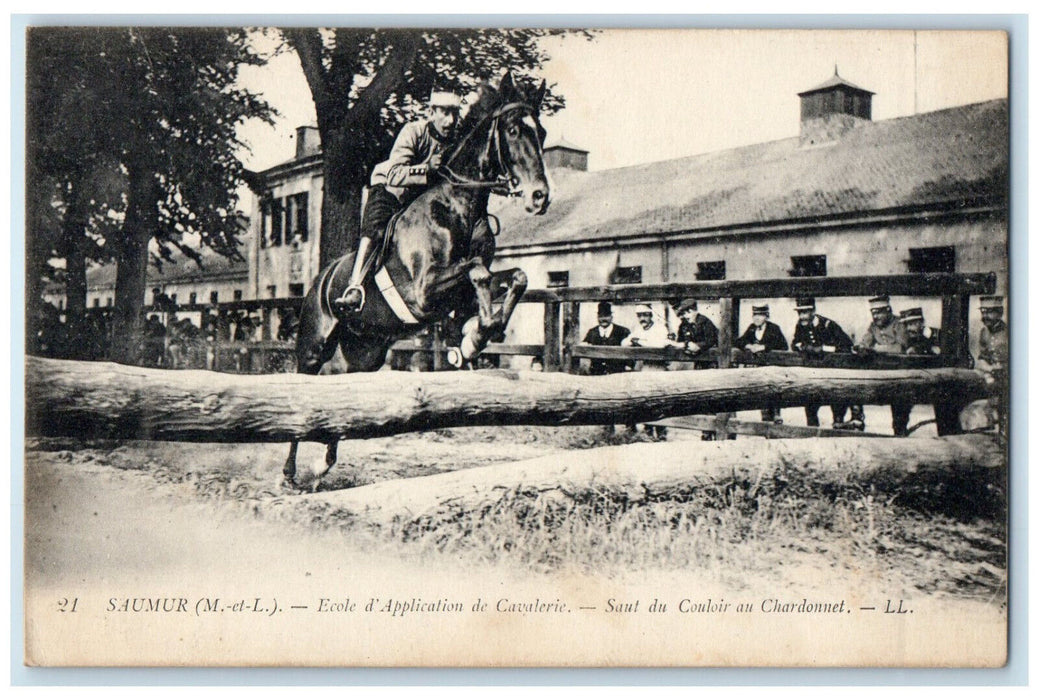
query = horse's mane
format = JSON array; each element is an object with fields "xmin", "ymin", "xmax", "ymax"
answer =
[{"xmin": 455, "ymin": 82, "xmax": 501, "ymax": 138}]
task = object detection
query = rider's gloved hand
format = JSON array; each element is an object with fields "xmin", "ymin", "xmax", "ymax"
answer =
[{"xmin": 427, "ymin": 153, "xmax": 443, "ymax": 173}]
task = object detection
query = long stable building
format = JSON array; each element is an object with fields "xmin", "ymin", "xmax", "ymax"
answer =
[{"xmin": 49, "ymin": 70, "xmax": 1008, "ymax": 359}]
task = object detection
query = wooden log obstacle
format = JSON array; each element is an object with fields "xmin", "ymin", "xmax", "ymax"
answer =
[{"xmin": 26, "ymin": 357, "xmax": 991, "ymax": 444}]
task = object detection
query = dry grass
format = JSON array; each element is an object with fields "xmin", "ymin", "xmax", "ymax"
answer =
[{"xmin": 26, "ymin": 428, "xmax": 1007, "ymax": 600}]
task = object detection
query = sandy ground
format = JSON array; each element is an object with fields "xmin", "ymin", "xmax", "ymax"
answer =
[{"xmin": 21, "ymin": 415, "xmax": 1007, "ymax": 667}]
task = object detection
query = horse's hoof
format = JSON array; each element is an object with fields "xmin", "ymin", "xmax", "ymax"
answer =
[
  {"xmin": 446, "ymin": 346, "xmax": 464, "ymax": 368},
  {"xmin": 280, "ymin": 475, "xmax": 303, "ymax": 493}
]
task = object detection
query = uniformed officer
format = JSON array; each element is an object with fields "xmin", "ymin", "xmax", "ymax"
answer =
[
  {"xmin": 736, "ymin": 304, "xmax": 788, "ymax": 422},
  {"xmin": 334, "ymin": 89, "xmax": 467, "ymax": 314},
  {"xmin": 854, "ymin": 295, "xmax": 907, "ymax": 354},
  {"xmin": 582, "ymin": 301, "xmax": 631, "ymax": 376},
  {"xmin": 790, "ymin": 297, "xmax": 862, "ymax": 429},
  {"xmin": 854, "ymin": 295, "xmax": 911, "ymax": 436},
  {"xmin": 977, "ymin": 295, "xmax": 1007, "ymax": 373},
  {"xmin": 977, "ymin": 295, "xmax": 1008, "ymax": 434},
  {"xmin": 900, "ymin": 307, "xmax": 941, "ymax": 355}
]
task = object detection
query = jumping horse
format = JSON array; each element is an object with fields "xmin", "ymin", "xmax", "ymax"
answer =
[{"xmin": 284, "ymin": 72, "xmax": 551, "ymax": 488}]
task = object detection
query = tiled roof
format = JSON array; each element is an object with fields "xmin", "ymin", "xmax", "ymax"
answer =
[
  {"xmin": 492, "ymin": 99, "xmax": 1007, "ymax": 249},
  {"xmin": 798, "ymin": 71, "xmax": 874, "ymax": 95},
  {"xmin": 86, "ymin": 250, "xmax": 248, "ymax": 291}
]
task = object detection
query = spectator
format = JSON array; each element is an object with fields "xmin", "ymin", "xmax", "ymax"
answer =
[
  {"xmin": 736, "ymin": 304, "xmax": 788, "ymax": 423},
  {"xmin": 790, "ymin": 297, "xmax": 863, "ymax": 430},
  {"xmin": 854, "ymin": 295, "xmax": 910, "ymax": 436},
  {"xmin": 582, "ymin": 302, "xmax": 631, "ymax": 376},
  {"xmin": 673, "ymin": 298, "xmax": 718, "ymax": 369},
  {"xmin": 143, "ymin": 314, "xmax": 166, "ymax": 367},
  {"xmin": 976, "ymin": 296, "xmax": 1007, "ymax": 374},
  {"xmin": 277, "ymin": 308, "xmax": 299, "ymax": 342},
  {"xmin": 976, "ymin": 295, "xmax": 1008, "ymax": 433},
  {"xmin": 625, "ymin": 303, "xmax": 671, "ymax": 439},
  {"xmin": 900, "ymin": 307, "xmax": 941, "ymax": 355},
  {"xmin": 582, "ymin": 301, "xmax": 631, "ymax": 436}
]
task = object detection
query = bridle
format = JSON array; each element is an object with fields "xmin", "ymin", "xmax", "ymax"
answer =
[{"xmin": 438, "ymin": 101, "xmax": 541, "ymax": 197}]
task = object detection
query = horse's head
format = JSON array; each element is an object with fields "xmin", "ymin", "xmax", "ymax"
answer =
[
  {"xmin": 494, "ymin": 72, "xmax": 550, "ymax": 215},
  {"xmin": 449, "ymin": 72, "xmax": 550, "ymax": 215}
]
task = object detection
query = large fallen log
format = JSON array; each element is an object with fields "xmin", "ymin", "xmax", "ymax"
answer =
[
  {"xmin": 25, "ymin": 356, "xmax": 990, "ymax": 443},
  {"xmin": 299, "ymin": 434, "xmax": 1005, "ymax": 527}
]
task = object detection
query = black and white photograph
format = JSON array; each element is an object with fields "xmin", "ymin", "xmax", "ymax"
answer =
[{"xmin": 20, "ymin": 24, "xmax": 1011, "ymax": 667}]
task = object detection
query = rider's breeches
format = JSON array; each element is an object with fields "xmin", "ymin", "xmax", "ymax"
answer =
[{"xmin": 360, "ymin": 185, "xmax": 404, "ymax": 242}]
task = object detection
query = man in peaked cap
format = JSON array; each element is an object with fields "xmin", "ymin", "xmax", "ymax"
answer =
[
  {"xmin": 854, "ymin": 295, "xmax": 907, "ymax": 354},
  {"xmin": 977, "ymin": 296, "xmax": 1007, "ymax": 374},
  {"xmin": 582, "ymin": 301, "xmax": 632, "ymax": 376},
  {"xmin": 334, "ymin": 88, "xmax": 467, "ymax": 315},
  {"xmin": 854, "ymin": 295, "xmax": 911, "ymax": 436},
  {"xmin": 736, "ymin": 304, "xmax": 788, "ymax": 422},
  {"xmin": 673, "ymin": 299, "xmax": 719, "ymax": 369},
  {"xmin": 790, "ymin": 297, "xmax": 863, "ymax": 429},
  {"xmin": 977, "ymin": 295, "xmax": 1008, "ymax": 434},
  {"xmin": 900, "ymin": 307, "xmax": 942, "ymax": 356}
]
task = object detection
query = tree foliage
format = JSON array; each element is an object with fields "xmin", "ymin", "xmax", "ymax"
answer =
[{"xmin": 277, "ymin": 27, "xmax": 594, "ymax": 262}]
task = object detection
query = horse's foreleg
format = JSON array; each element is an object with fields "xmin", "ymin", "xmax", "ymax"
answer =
[
  {"xmin": 492, "ymin": 267, "xmax": 528, "ymax": 332},
  {"xmin": 453, "ymin": 264, "xmax": 498, "ymax": 363}
]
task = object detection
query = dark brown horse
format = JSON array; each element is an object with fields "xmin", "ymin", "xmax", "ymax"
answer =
[{"xmin": 284, "ymin": 72, "xmax": 550, "ymax": 488}]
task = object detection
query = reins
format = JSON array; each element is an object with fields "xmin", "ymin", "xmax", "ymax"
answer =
[{"xmin": 437, "ymin": 101, "xmax": 536, "ymax": 195}]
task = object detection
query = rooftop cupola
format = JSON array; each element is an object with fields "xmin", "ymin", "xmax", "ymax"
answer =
[{"xmin": 798, "ymin": 66, "xmax": 874, "ymax": 146}]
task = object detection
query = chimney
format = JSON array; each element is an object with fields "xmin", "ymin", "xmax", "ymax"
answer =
[
  {"xmin": 798, "ymin": 67, "xmax": 874, "ymax": 146},
  {"xmin": 295, "ymin": 125, "xmax": 321, "ymax": 159},
  {"xmin": 543, "ymin": 137, "xmax": 589, "ymax": 171}
]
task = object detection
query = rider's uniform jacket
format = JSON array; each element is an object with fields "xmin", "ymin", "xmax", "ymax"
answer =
[{"xmin": 370, "ymin": 119, "xmax": 452, "ymax": 200}]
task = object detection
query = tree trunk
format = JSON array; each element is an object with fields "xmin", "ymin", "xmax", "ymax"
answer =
[
  {"xmin": 110, "ymin": 163, "xmax": 155, "ymax": 365},
  {"xmin": 25, "ymin": 357, "xmax": 992, "ymax": 443},
  {"xmin": 316, "ymin": 127, "xmax": 370, "ymax": 270},
  {"xmin": 297, "ymin": 434, "xmax": 1005, "ymax": 527},
  {"xmin": 60, "ymin": 176, "xmax": 90, "ymax": 358}
]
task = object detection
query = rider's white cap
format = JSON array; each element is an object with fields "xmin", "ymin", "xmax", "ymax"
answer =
[{"xmin": 429, "ymin": 90, "xmax": 463, "ymax": 109}]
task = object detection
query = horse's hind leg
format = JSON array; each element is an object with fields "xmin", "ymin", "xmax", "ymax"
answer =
[{"xmin": 284, "ymin": 289, "xmax": 340, "ymax": 487}]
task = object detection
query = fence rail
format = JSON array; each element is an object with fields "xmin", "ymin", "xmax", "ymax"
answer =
[{"xmin": 107, "ymin": 271, "xmax": 993, "ymax": 375}]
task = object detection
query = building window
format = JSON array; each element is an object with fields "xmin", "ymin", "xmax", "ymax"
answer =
[
  {"xmin": 289, "ymin": 192, "xmax": 309, "ymax": 242},
  {"xmin": 267, "ymin": 285, "xmax": 278, "ymax": 298},
  {"xmin": 210, "ymin": 291, "xmax": 219, "ymax": 304},
  {"xmin": 233, "ymin": 289, "xmax": 243, "ymax": 301},
  {"xmin": 269, "ymin": 198, "xmax": 284, "ymax": 247},
  {"xmin": 289, "ymin": 283, "xmax": 305, "ymax": 297},
  {"xmin": 189, "ymin": 292, "xmax": 197, "ymax": 306},
  {"xmin": 696, "ymin": 260, "xmax": 726, "ymax": 281},
  {"xmin": 547, "ymin": 271, "xmax": 570, "ymax": 288},
  {"xmin": 93, "ymin": 298, "xmax": 100, "ymax": 308},
  {"xmin": 611, "ymin": 265, "xmax": 642, "ymax": 285},
  {"xmin": 260, "ymin": 198, "xmax": 269, "ymax": 249},
  {"xmin": 106, "ymin": 297, "xmax": 113, "ymax": 307},
  {"xmin": 789, "ymin": 255, "xmax": 827, "ymax": 277},
  {"xmin": 908, "ymin": 246, "xmax": 955, "ymax": 273}
]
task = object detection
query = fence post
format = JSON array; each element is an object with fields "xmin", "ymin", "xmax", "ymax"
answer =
[
  {"xmin": 561, "ymin": 301, "xmax": 582, "ymax": 374},
  {"xmin": 714, "ymin": 296, "xmax": 740, "ymax": 439},
  {"xmin": 934, "ymin": 293, "xmax": 972, "ymax": 435},
  {"xmin": 261, "ymin": 307, "xmax": 272, "ymax": 341},
  {"xmin": 543, "ymin": 302, "xmax": 562, "ymax": 372},
  {"xmin": 432, "ymin": 323, "xmax": 444, "ymax": 372}
]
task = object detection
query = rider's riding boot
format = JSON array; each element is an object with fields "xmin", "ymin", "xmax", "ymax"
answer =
[{"xmin": 333, "ymin": 236, "xmax": 373, "ymax": 314}]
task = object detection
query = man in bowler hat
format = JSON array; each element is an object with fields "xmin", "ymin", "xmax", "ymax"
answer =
[{"xmin": 582, "ymin": 301, "xmax": 631, "ymax": 376}]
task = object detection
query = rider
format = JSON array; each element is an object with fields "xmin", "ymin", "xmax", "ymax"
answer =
[{"xmin": 333, "ymin": 88, "xmax": 465, "ymax": 315}]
